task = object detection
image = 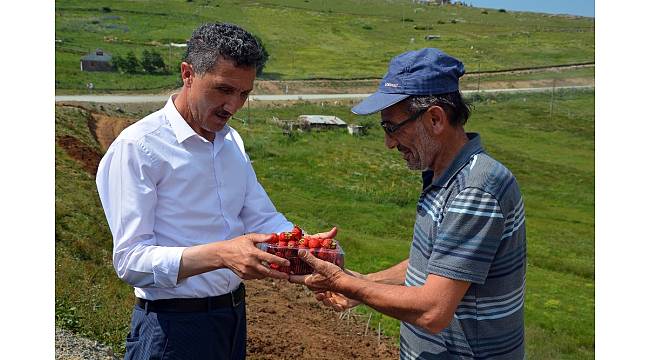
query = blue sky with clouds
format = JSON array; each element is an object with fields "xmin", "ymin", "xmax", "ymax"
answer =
[{"xmin": 466, "ymin": 0, "xmax": 595, "ymax": 17}]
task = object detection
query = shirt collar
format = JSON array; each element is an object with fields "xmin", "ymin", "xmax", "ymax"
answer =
[
  {"xmin": 165, "ymin": 95, "xmax": 230, "ymax": 143},
  {"xmin": 422, "ymin": 132, "xmax": 484, "ymax": 192}
]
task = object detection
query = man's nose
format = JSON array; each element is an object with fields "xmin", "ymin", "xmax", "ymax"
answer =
[
  {"xmin": 384, "ymin": 132, "xmax": 398, "ymax": 149},
  {"xmin": 224, "ymin": 94, "xmax": 246, "ymax": 114}
]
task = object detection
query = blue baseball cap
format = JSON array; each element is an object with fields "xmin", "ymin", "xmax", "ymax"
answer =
[{"xmin": 352, "ymin": 48, "xmax": 465, "ymax": 115}]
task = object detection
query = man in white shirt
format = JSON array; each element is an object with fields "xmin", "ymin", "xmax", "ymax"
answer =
[{"xmin": 96, "ymin": 23, "xmax": 334, "ymax": 359}]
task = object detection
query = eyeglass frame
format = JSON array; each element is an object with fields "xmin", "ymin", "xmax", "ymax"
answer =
[{"xmin": 380, "ymin": 109, "xmax": 427, "ymax": 135}]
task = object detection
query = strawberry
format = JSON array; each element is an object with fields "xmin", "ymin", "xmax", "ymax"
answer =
[
  {"xmin": 308, "ymin": 237, "xmax": 321, "ymax": 249},
  {"xmin": 278, "ymin": 241, "xmax": 288, "ymax": 248},
  {"xmin": 291, "ymin": 225, "xmax": 303, "ymax": 241},
  {"xmin": 269, "ymin": 233, "xmax": 279, "ymax": 244},
  {"xmin": 329, "ymin": 240, "xmax": 338, "ymax": 249},
  {"xmin": 270, "ymin": 263, "xmax": 280, "ymax": 270},
  {"xmin": 278, "ymin": 232, "xmax": 287, "ymax": 242},
  {"xmin": 297, "ymin": 237, "xmax": 307, "ymax": 247},
  {"xmin": 287, "ymin": 240, "xmax": 297, "ymax": 248},
  {"xmin": 321, "ymin": 238, "xmax": 333, "ymax": 249}
]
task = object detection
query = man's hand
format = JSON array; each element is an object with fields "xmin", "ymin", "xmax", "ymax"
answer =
[
  {"xmin": 220, "ymin": 233, "xmax": 291, "ymax": 280},
  {"xmin": 178, "ymin": 233, "xmax": 291, "ymax": 282},
  {"xmin": 314, "ymin": 269, "xmax": 363, "ymax": 311},
  {"xmin": 315, "ymin": 291, "xmax": 361, "ymax": 312},
  {"xmin": 288, "ymin": 249, "xmax": 346, "ymax": 292}
]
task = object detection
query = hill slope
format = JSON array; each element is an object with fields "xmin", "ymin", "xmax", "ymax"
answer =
[{"xmin": 55, "ymin": 0, "xmax": 594, "ymax": 91}]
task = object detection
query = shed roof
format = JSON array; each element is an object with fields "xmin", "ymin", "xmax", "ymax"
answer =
[
  {"xmin": 81, "ymin": 49, "xmax": 112, "ymax": 62},
  {"xmin": 298, "ymin": 115, "xmax": 347, "ymax": 126}
]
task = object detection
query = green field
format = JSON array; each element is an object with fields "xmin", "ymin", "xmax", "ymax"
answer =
[
  {"xmin": 55, "ymin": 0, "xmax": 594, "ymax": 91},
  {"xmin": 55, "ymin": 89, "xmax": 594, "ymax": 358}
]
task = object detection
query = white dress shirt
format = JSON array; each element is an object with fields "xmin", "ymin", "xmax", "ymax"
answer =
[{"xmin": 96, "ymin": 96, "xmax": 293, "ymax": 300}]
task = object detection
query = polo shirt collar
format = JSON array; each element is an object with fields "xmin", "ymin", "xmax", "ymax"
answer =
[
  {"xmin": 165, "ymin": 95, "xmax": 230, "ymax": 143},
  {"xmin": 422, "ymin": 132, "xmax": 484, "ymax": 191}
]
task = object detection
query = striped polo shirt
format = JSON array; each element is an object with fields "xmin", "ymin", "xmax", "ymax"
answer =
[{"xmin": 400, "ymin": 133, "xmax": 526, "ymax": 360}]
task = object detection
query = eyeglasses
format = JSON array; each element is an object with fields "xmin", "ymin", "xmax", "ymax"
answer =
[{"xmin": 380, "ymin": 109, "xmax": 427, "ymax": 135}]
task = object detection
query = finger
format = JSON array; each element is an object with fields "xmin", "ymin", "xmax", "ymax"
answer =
[
  {"xmin": 258, "ymin": 251, "xmax": 290, "ymax": 267},
  {"xmin": 315, "ymin": 293, "xmax": 326, "ymax": 301},
  {"xmin": 247, "ymin": 233, "xmax": 273, "ymax": 244},
  {"xmin": 297, "ymin": 249, "xmax": 323, "ymax": 269},
  {"xmin": 288, "ymin": 274, "xmax": 308, "ymax": 284},
  {"xmin": 265, "ymin": 269, "xmax": 289, "ymax": 280},
  {"xmin": 313, "ymin": 227, "xmax": 337, "ymax": 239}
]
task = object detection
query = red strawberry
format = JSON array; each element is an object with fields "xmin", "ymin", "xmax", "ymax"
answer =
[
  {"xmin": 297, "ymin": 237, "xmax": 307, "ymax": 247},
  {"xmin": 270, "ymin": 263, "xmax": 280, "ymax": 270},
  {"xmin": 321, "ymin": 238, "xmax": 333, "ymax": 249},
  {"xmin": 278, "ymin": 232, "xmax": 287, "ymax": 242},
  {"xmin": 269, "ymin": 233, "xmax": 279, "ymax": 244},
  {"xmin": 308, "ymin": 237, "xmax": 321, "ymax": 249},
  {"xmin": 278, "ymin": 241, "xmax": 288, "ymax": 248},
  {"xmin": 287, "ymin": 240, "xmax": 297, "ymax": 248},
  {"xmin": 291, "ymin": 226, "xmax": 303, "ymax": 241}
]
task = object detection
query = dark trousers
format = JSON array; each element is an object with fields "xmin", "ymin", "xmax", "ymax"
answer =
[{"xmin": 124, "ymin": 299, "xmax": 246, "ymax": 360}]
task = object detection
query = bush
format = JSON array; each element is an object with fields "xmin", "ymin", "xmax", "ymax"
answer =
[
  {"xmin": 437, "ymin": 20, "xmax": 446, "ymax": 25},
  {"xmin": 403, "ymin": 18, "xmax": 414, "ymax": 22},
  {"xmin": 141, "ymin": 49, "xmax": 167, "ymax": 74},
  {"xmin": 498, "ymin": 8, "xmax": 507, "ymax": 13},
  {"xmin": 362, "ymin": 24, "xmax": 373, "ymax": 30},
  {"xmin": 114, "ymin": 51, "xmax": 141, "ymax": 74},
  {"xmin": 481, "ymin": 10, "xmax": 488, "ymax": 14},
  {"xmin": 101, "ymin": 6, "xmax": 111, "ymax": 12}
]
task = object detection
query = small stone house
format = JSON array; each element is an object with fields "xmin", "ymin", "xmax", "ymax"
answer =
[{"xmin": 80, "ymin": 49, "xmax": 113, "ymax": 72}]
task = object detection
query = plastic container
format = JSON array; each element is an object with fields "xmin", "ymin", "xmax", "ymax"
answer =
[{"xmin": 257, "ymin": 242, "xmax": 345, "ymax": 275}]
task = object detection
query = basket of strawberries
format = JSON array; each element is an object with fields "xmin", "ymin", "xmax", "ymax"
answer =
[{"xmin": 257, "ymin": 225, "xmax": 344, "ymax": 275}]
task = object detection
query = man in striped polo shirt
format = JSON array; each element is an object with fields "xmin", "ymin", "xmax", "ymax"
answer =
[{"xmin": 290, "ymin": 48, "xmax": 526, "ymax": 359}]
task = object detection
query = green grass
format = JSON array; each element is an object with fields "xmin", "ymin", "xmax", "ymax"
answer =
[
  {"xmin": 55, "ymin": 0, "xmax": 594, "ymax": 91},
  {"xmin": 55, "ymin": 89, "xmax": 594, "ymax": 358}
]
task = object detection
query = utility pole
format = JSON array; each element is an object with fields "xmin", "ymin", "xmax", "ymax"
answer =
[
  {"xmin": 477, "ymin": 60, "xmax": 481, "ymax": 92},
  {"xmin": 549, "ymin": 79, "xmax": 556, "ymax": 119},
  {"xmin": 246, "ymin": 97, "xmax": 250, "ymax": 125}
]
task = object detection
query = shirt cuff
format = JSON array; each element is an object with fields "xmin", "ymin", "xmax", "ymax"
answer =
[{"xmin": 152, "ymin": 246, "xmax": 185, "ymax": 288}]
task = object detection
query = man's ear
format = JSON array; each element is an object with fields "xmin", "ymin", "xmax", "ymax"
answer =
[
  {"xmin": 427, "ymin": 105, "xmax": 447, "ymax": 135},
  {"xmin": 180, "ymin": 62, "xmax": 194, "ymax": 87}
]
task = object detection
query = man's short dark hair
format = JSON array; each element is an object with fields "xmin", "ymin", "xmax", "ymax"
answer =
[
  {"xmin": 407, "ymin": 91, "xmax": 472, "ymax": 127},
  {"xmin": 184, "ymin": 23, "xmax": 267, "ymax": 75}
]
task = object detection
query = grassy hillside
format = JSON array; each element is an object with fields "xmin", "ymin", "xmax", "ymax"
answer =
[
  {"xmin": 55, "ymin": 0, "xmax": 594, "ymax": 91},
  {"xmin": 55, "ymin": 88, "xmax": 594, "ymax": 358}
]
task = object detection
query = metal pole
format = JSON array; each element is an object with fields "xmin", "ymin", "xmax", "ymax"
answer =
[
  {"xmin": 477, "ymin": 61, "xmax": 481, "ymax": 92},
  {"xmin": 550, "ymin": 79, "xmax": 556, "ymax": 119}
]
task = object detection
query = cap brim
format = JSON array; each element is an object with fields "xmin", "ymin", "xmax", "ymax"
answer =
[{"xmin": 351, "ymin": 92, "xmax": 409, "ymax": 115}]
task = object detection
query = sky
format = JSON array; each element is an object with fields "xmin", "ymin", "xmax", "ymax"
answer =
[{"xmin": 466, "ymin": 0, "xmax": 595, "ymax": 17}]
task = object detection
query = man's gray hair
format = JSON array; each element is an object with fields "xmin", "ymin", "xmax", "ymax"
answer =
[
  {"xmin": 184, "ymin": 23, "xmax": 266, "ymax": 75},
  {"xmin": 407, "ymin": 91, "xmax": 472, "ymax": 127}
]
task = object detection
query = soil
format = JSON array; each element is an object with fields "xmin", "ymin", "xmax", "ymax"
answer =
[
  {"xmin": 56, "ymin": 104, "xmax": 400, "ymax": 359},
  {"xmin": 245, "ymin": 278, "xmax": 399, "ymax": 359},
  {"xmin": 56, "ymin": 135, "xmax": 103, "ymax": 176}
]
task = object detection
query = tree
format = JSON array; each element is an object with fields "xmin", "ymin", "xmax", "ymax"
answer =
[
  {"xmin": 142, "ymin": 49, "xmax": 167, "ymax": 74},
  {"xmin": 123, "ymin": 51, "xmax": 140, "ymax": 74}
]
